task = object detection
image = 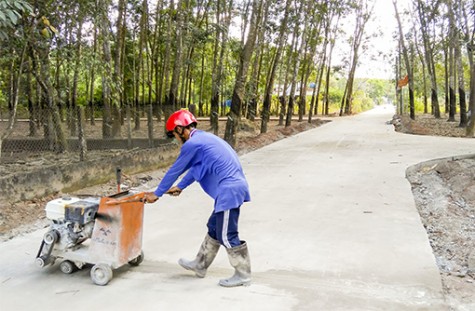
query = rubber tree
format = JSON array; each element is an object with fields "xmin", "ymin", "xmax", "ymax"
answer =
[
  {"xmin": 308, "ymin": 0, "xmax": 332, "ymax": 122},
  {"xmin": 111, "ymin": 0, "xmax": 126, "ymax": 137},
  {"xmin": 70, "ymin": 3, "xmax": 85, "ymax": 137},
  {"xmin": 415, "ymin": 0, "xmax": 441, "ymax": 118},
  {"xmin": 169, "ymin": 0, "xmax": 186, "ymax": 111},
  {"xmin": 87, "ymin": 16, "xmax": 98, "ymax": 126},
  {"xmin": 412, "ymin": 12, "xmax": 429, "ymax": 114},
  {"xmin": 149, "ymin": 0, "xmax": 164, "ymax": 122},
  {"xmin": 0, "ymin": 0, "xmax": 32, "ymax": 158},
  {"xmin": 180, "ymin": 0, "xmax": 211, "ymax": 111},
  {"xmin": 340, "ymin": 0, "xmax": 374, "ymax": 116},
  {"xmin": 453, "ymin": 0, "xmax": 468, "ymax": 127},
  {"xmin": 224, "ymin": 0, "xmax": 263, "ymax": 148},
  {"xmin": 446, "ymin": 0, "xmax": 457, "ymax": 122},
  {"xmin": 210, "ymin": 0, "xmax": 233, "ymax": 134},
  {"xmin": 156, "ymin": 0, "xmax": 173, "ymax": 125},
  {"xmin": 278, "ymin": 43, "xmax": 292, "ymax": 125},
  {"xmin": 285, "ymin": 0, "xmax": 305, "ymax": 127},
  {"xmin": 461, "ymin": 1, "xmax": 475, "ymax": 136},
  {"xmin": 246, "ymin": 0, "xmax": 269, "ymax": 122},
  {"xmin": 319, "ymin": 0, "xmax": 343, "ymax": 117},
  {"xmin": 307, "ymin": 0, "xmax": 342, "ymax": 122},
  {"xmin": 97, "ymin": 0, "xmax": 113, "ymax": 138},
  {"xmin": 260, "ymin": 0, "xmax": 291, "ymax": 133},
  {"xmin": 28, "ymin": 6, "xmax": 68, "ymax": 151},
  {"xmin": 393, "ymin": 0, "xmax": 415, "ymax": 120},
  {"xmin": 297, "ymin": 0, "xmax": 316, "ymax": 122}
]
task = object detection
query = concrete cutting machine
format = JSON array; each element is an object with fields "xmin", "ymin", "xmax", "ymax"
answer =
[{"xmin": 35, "ymin": 191, "xmax": 146, "ymax": 285}]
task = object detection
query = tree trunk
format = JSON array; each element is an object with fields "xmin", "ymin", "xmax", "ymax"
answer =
[
  {"xmin": 279, "ymin": 48, "xmax": 291, "ymax": 126},
  {"xmin": 305, "ymin": 13, "xmax": 324, "ymax": 122},
  {"xmin": 89, "ymin": 23, "xmax": 97, "ymax": 126},
  {"xmin": 77, "ymin": 106, "xmax": 87, "ymax": 161},
  {"xmin": 210, "ymin": 0, "xmax": 232, "ymax": 134},
  {"xmin": 225, "ymin": 0, "xmax": 263, "ymax": 147},
  {"xmin": 447, "ymin": 0, "xmax": 456, "ymax": 122},
  {"xmin": 26, "ymin": 59, "xmax": 37, "ymax": 137},
  {"xmin": 342, "ymin": 1, "xmax": 373, "ymax": 116},
  {"xmin": 0, "ymin": 44, "xmax": 28, "ymax": 158},
  {"xmin": 160, "ymin": 0, "xmax": 174, "ymax": 118},
  {"xmin": 98, "ymin": 0, "xmax": 113, "ymax": 138},
  {"xmin": 261, "ymin": 0, "xmax": 291, "ymax": 133},
  {"xmin": 285, "ymin": 14, "xmax": 302, "ymax": 127},
  {"xmin": 394, "ymin": 0, "xmax": 415, "ymax": 120},
  {"xmin": 454, "ymin": 1, "xmax": 467, "ymax": 127},
  {"xmin": 413, "ymin": 23, "xmax": 428, "ymax": 114},
  {"xmin": 71, "ymin": 13, "xmax": 83, "ymax": 137},
  {"xmin": 152, "ymin": 0, "xmax": 164, "ymax": 121},
  {"xmin": 462, "ymin": 2, "xmax": 475, "ymax": 135},
  {"xmin": 167, "ymin": 0, "xmax": 184, "ymax": 110},
  {"xmin": 467, "ymin": 63, "xmax": 475, "ymax": 136},
  {"xmin": 416, "ymin": 0, "xmax": 441, "ymax": 118},
  {"xmin": 324, "ymin": 15, "xmax": 339, "ymax": 116},
  {"xmin": 247, "ymin": 2, "xmax": 268, "ymax": 121}
]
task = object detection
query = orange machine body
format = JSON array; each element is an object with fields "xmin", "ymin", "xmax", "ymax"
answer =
[{"xmin": 88, "ymin": 193, "xmax": 145, "ymax": 268}]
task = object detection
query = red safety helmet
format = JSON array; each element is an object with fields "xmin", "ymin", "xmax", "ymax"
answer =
[{"xmin": 166, "ymin": 110, "xmax": 198, "ymax": 137}]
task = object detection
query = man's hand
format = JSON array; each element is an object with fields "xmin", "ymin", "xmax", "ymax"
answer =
[
  {"xmin": 166, "ymin": 186, "xmax": 182, "ymax": 196},
  {"xmin": 143, "ymin": 192, "xmax": 159, "ymax": 203}
]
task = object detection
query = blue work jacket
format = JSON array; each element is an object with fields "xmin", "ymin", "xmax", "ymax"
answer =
[{"xmin": 154, "ymin": 130, "xmax": 250, "ymax": 212}]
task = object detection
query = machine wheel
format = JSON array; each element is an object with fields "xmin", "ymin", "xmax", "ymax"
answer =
[
  {"xmin": 90, "ymin": 264, "xmax": 113, "ymax": 286},
  {"xmin": 59, "ymin": 260, "xmax": 77, "ymax": 274},
  {"xmin": 128, "ymin": 251, "xmax": 144, "ymax": 266}
]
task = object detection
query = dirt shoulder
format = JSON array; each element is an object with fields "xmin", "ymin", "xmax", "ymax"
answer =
[{"xmin": 394, "ymin": 113, "xmax": 475, "ymax": 310}]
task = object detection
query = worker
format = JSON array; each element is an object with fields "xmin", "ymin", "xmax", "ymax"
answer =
[{"xmin": 143, "ymin": 109, "xmax": 251, "ymax": 287}]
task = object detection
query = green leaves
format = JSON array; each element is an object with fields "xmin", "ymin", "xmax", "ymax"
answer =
[{"xmin": 0, "ymin": 0, "xmax": 33, "ymax": 40}]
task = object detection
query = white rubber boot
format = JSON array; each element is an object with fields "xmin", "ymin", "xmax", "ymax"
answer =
[
  {"xmin": 219, "ymin": 241, "xmax": 251, "ymax": 287},
  {"xmin": 178, "ymin": 234, "xmax": 220, "ymax": 278}
]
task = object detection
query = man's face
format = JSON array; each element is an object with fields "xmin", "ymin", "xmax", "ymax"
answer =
[
  {"xmin": 171, "ymin": 131, "xmax": 179, "ymax": 143},
  {"xmin": 173, "ymin": 128, "xmax": 186, "ymax": 144}
]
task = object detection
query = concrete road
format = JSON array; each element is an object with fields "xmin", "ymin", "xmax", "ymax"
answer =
[{"xmin": 2, "ymin": 105, "xmax": 475, "ymax": 310}]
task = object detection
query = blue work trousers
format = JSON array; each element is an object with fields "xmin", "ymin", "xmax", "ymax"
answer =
[{"xmin": 207, "ymin": 207, "xmax": 241, "ymax": 248}]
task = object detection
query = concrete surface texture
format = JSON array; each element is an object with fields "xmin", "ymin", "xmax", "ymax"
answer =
[{"xmin": 2, "ymin": 104, "xmax": 475, "ymax": 310}]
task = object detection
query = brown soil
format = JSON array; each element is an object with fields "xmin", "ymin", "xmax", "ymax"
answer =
[{"xmin": 1, "ymin": 112, "xmax": 474, "ymax": 308}]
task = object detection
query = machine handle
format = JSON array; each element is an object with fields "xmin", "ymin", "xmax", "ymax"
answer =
[
  {"xmin": 116, "ymin": 167, "xmax": 122, "ymax": 193},
  {"xmin": 105, "ymin": 192, "xmax": 145, "ymax": 205}
]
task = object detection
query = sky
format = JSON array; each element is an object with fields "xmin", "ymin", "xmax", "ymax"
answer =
[
  {"xmin": 353, "ymin": 0, "xmax": 412, "ymax": 79},
  {"xmin": 229, "ymin": 0, "xmax": 412, "ymax": 80}
]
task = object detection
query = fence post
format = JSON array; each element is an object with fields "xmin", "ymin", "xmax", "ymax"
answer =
[
  {"xmin": 147, "ymin": 104, "xmax": 154, "ymax": 148},
  {"xmin": 77, "ymin": 106, "xmax": 87, "ymax": 161},
  {"xmin": 126, "ymin": 104, "xmax": 132, "ymax": 149}
]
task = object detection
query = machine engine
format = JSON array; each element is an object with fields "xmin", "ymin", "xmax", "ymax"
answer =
[{"xmin": 36, "ymin": 196, "xmax": 100, "ymax": 267}]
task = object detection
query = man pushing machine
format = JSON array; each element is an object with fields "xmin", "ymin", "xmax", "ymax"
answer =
[{"xmin": 144, "ymin": 109, "xmax": 251, "ymax": 287}]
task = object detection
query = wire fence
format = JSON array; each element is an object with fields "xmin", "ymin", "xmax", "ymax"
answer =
[{"xmin": 0, "ymin": 105, "xmax": 170, "ymax": 164}]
